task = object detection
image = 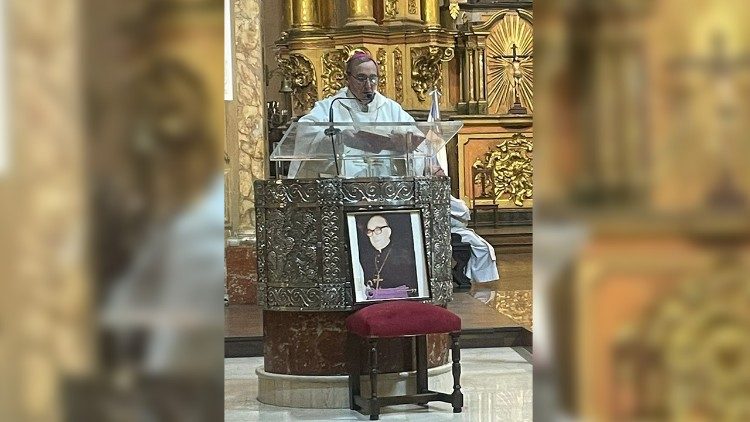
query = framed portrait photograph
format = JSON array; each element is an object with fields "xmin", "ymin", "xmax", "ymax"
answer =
[{"xmin": 346, "ymin": 209, "xmax": 430, "ymax": 304}]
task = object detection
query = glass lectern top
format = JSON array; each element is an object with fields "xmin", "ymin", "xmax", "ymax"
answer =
[{"xmin": 269, "ymin": 121, "xmax": 463, "ymax": 179}]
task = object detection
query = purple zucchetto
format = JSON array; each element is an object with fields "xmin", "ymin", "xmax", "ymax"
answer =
[{"xmin": 346, "ymin": 51, "xmax": 378, "ymax": 74}]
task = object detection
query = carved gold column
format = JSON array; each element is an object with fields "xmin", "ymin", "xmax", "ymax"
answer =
[
  {"xmin": 470, "ymin": 46, "xmax": 479, "ymax": 110},
  {"xmin": 421, "ymin": 0, "xmax": 440, "ymax": 28},
  {"xmin": 283, "ymin": 0, "xmax": 293, "ymax": 29},
  {"xmin": 458, "ymin": 37, "xmax": 478, "ymax": 113},
  {"xmin": 346, "ymin": 0, "xmax": 377, "ymax": 26},
  {"xmin": 475, "ymin": 43, "xmax": 488, "ymax": 113},
  {"xmin": 318, "ymin": 0, "xmax": 336, "ymax": 28},
  {"xmin": 292, "ymin": 0, "xmax": 321, "ymax": 30}
]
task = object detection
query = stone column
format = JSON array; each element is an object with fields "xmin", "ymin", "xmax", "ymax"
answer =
[
  {"xmin": 346, "ymin": 0, "xmax": 377, "ymax": 26},
  {"xmin": 421, "ymin": 0, "xmax": 441, "ymax": 28},
  {"xmin": 226, "ymin": 0, "xmax": 268, "ymax": 303},
  {"xmin": 292, "ymin": 0, "xmax": 322, "ymax": 30}
]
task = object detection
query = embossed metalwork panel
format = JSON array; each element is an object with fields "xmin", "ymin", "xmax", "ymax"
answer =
[
  {"xmin": 341, "ymin": 180, "xmax": 415, "ymax": 203},
  {"xmin": 255, "ymin": 177, "xmax": 452, "ymax": 310}
]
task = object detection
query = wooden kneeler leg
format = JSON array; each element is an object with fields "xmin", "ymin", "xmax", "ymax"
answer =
[
  {"xmin": 415, "ymin": 335, "xmax": 429, "ymax": 405},
  {"xmin": 348, "ymin": 334, "xmax": 361, "ymax": 411},
  {"xmin": 450, "ymin": 332, "xmax": 464, "ymax": 413},
  {"xmin": 369, "ymin": 338, "xmax": 380, "ymax": 420}
]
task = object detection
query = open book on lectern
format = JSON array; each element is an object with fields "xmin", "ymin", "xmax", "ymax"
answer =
[
  {"xmin": 342, "ymin": 128, "xmax": 423, "ymax": 154},
  {"xmin": 270, "ymin": 121, "xmax": 463, "ymax": 179}
]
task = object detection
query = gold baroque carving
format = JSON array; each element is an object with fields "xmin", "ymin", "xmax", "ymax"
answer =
[
  {"xmin": 410, "ymin": 46, "xmax": 454, "ymax": 102},
  {"xmin": 477, "ymin": 133, "xmax": 533, "ymax": 207},
  {"xmin": 322, "ymin": 49, "xmax": 349, "ymax": 97},
  {"xmin": 377, "ymin": 48, "xmax": 387, "ymax": 93},
  {"xmin": 408, "ymin": 0, "xmax": 417, "ymax": 15},
  {"xmin": 278, "ymin": 53, "xmax": 318, "ymax": 114},
  {"xmin": 385, "ymin": 0, "xmax": 398, "ymax": 19},
  {"xmin": 394, "ymin": 48, "xmax": 404, "ymax": 103},
  {"xmin": 613, "ymin": 267, "xmax": 750, "ymax": 420},
  {"xmin": 449, "ymin": 2, "xmax": 460, "ymax": 20},
  {"xmin": 322, "ymin": 47, "xmax": 371, "ymax": 97}
]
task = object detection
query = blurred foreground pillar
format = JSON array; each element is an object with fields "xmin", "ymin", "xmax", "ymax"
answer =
[
  {"xmin": 5, "ymin": 0, "xmax": 93, "ymax": 420},
  {"xmin": 225, "ymin": 0, "xmax": 267, "ymax": 304}
]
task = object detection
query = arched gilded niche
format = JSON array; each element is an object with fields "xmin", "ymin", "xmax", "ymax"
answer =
[{"xmin": 483, "ymin": 10, "xmax": 533, "ymax": 115}]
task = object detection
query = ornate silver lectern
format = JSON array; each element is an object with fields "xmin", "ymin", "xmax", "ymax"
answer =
[
  {"xmin": 255, "ymin": 121, "xmax": 463, "ymax": 310},
  {"xmin": 253, "ymin": 121, "xmax": 463, "ymax": 408}
]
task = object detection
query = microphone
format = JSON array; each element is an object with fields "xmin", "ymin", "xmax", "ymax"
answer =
[
  {"xmin": 324, "ymin": 93, "xmax": 375, "ymax": 176},
  {"xmin": 325, "ymin": 92, "xmax": 375, "ymax": 135}
]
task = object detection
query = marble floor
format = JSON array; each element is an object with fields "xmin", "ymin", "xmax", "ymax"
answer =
[
  {"xmin": 225, "ymin": 347, "xmax": 532, "ymax": 421},
  {"xmin": 470, "ymin": 252, "xmax": 532, "ymax": 330}
]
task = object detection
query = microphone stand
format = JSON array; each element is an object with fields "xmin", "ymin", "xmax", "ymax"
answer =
[{"xmin": 325, "ymin": 93, "xmax": 373, "ymax": 177}]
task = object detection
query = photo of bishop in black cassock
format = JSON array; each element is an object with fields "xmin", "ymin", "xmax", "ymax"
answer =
[{"xmin": 354, "ymin": 213, "xmax": 419, "ymax": 295}]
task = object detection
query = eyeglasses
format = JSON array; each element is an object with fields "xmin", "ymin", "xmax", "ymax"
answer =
[
  {"xmin": 349, "ymin": 73, "xmax": 379, "ymax": 85},
  {"xmin": 366, "ymin": 225, "xmax": 389, "ymax": 236}
]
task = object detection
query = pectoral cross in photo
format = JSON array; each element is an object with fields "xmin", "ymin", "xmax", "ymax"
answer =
[{"xmin": 370, "ymin": 275, "xmax": 383, "ymax": 290}]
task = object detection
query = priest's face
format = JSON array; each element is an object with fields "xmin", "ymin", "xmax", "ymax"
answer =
[
  {"xmin": 347, "ymin": 60, "xmax": 379, "ymax": 105},
  {"xmin": 366, "ymin": 215, "xmax": 391, "ymax": 252}
]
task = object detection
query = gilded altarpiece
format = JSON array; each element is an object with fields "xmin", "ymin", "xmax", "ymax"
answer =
[
  {"xmin": 277, "ymin": 39, "xmax": 456, "ymax": 115},
  {"xmin": 274, "ymin": 0, "xmax": 457, "ymax": 116}
]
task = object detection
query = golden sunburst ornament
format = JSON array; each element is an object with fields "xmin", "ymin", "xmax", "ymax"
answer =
[{"xmin": 485, "ymin": 13, "xmax": 533, "ymax": 115}]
